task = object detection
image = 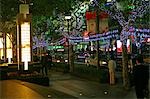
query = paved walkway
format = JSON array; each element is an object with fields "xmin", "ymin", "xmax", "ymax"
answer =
[
  {"xmin": 0, "ymin": 80, "xmax": 44, "ymax": 99},
  {"xmin": 47, "ymin": 70, "xmax": 138, "ymax": 99},
  {"xmin": 16, "ymin": 69, "xmax": 149, "ymax": 99},
  {"xmin": 1, "ymin": 64, "xmax": 149, "ymax": 99},
  {"xmin": 0, "ymin": 80, "xmax": 77, "ymax": 99}
]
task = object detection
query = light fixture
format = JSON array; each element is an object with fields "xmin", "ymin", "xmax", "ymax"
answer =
[
  {"xmin": 17, "ymin": 3, "xmax": 32, "ymax": 70},
  {"xmin": 6, "ymin": 34, "xmax": 12, "ymax": 63},
  {"xmin": 21, "ymin": 22, "xmax": 31, "ymax": 70},
  {"xmin": 65, "ymin": 16, "xmax": 71, "ymax": 20}
]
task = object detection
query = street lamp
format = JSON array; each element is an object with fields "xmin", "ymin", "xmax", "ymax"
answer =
[
  {"xmin": 65, "ymin": 16, "xmax": 71, "ymax": 20},
  {"xmin": 65, "ymin": 15, "xmax": 71, "ymax": 72}
]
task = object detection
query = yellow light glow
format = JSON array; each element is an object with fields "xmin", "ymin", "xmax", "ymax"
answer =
[
  {"xmin": 0, "ymin": 38, "xmax": 3, "ymax": 59},
  {"xmin": 0, "ymin": 49, "xmax": 3, "ymax": 59},
  {"xmin": 8, "ymin": 57, "xmax": 11, "ymax": 63},
  {"xmin": 21, "ymin": 22, "xmax": 31, "ymax": 62},
  {"xmin": 21, "ymin": 22, "xmax": 30, "ymax": 47},
  {"xmin": 22, "ymin": 48, "xmax": 31, "ymax": 61},
  {"xmin": 24, "ymin": 61, "xmax": 28, "ymax": 70},
  {"xmin": 7, "ymin": 49, "xmax": 12, "ymax": 58},
  {"xmin": 6, "ymin": 34, "xmax": 12, "ymax": 48},
  {"xmin": 0, "ymin": 38, "xmax": 3, "ymax": 48},
  {"xmin": 17, "ymin": 25, "xmax": 20, "ymax": 70},
  {"xmin": 21, "ymin": 22, "xmax": 31, "ymax": 70},
  {"xmin": 6, "ymin": 34, "xmax": 12, "ymax": 59}
]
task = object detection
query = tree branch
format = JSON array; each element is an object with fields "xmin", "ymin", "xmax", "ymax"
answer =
[{"xmin": 128, "ymin": 1, "xmax": 149, "ymax": 22}]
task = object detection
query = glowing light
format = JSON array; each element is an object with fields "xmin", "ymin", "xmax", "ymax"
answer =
[
  {"xmin": 90, "ymin": 0, "xmax": 94, "ymax": 2},
  {"xmin": 147, "ymin": 38, "xmax": 150, "ymax": 42},
  {"xmin": 65, "ymin": 16, "xmax": 71, "ymax": 20},
  {"xmin": 7, "ymin": 49, "xmax": 12, "ymax": 61},
  {"xmin": 65, "ymin": 60, "xmax": 68, "ymax": 62},
  {"xmin": 6, "ymin": 34, "xmax": 12, "ymax": 60},
  {"xmin": 56, "ymin": 28, "xmax": 149, "ymax": 45},
  {"xmin": 22, "ymin": 48, "xmax": 31, "ymax": 61},
  {"xmin": 21, "ymin": 23, "xmax": 30, "ymax": 47},
  {"xmin": 21, "ymin": 22, "xmax": 31, "ymax": 70},
  {"xmin": 107, "ymin": 0, "xmax": 112, "ymax": 2},
  {"xmin": 57, "ymin": 60, "xmax": 60, "ymax": 63},
  {"xmin": 24, "ymin": 61, "xmax": 28, "ymax": 70},
  {"xmin": 21, "ymin": 22, "xmax": 31, "ymax": 62},
  {"xmin": 0, "ymin": 38, "xmax": 3, "ymax": 48},
  {"xmin": 8, "ymin": 58, "xmax": 11, "ymax": 63}
]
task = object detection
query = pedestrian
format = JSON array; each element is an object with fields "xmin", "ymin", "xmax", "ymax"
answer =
[
  {"xmin": 133, "ymin": 55, "xmax": 149, "ymax": 99},
  {"xmin": 128, "ymin": 54, "xmax": 134, "ymax": 87},
  {"xmin": 85, "ymin": 53, "xmax": 90, "ymax": 66},
  {"xmin": 128, "ymin": 54, "xmax": 134, "ymax": 73},
  {"xmin": 108, "ymin": 55, "xmax": 116, "ymax": 85},
  {"xmin": 41, "ymin": 52, "xmax": 48, "ymax": 76},
  {"xmin": 47, "ymin": 52, "xmax": 52, "ymax": 70}
]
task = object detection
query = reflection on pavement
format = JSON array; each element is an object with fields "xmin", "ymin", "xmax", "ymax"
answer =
[{"xmin": 0, "ymin": 80, "xmax": 44, "ymax": 99}]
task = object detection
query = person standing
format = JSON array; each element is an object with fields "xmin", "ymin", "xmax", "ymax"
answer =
[
  {"xmin": 41, "ymin": 53, "xmax": 48, "ymax": 76},
  {"xmin": 108, "ymin": 56, "xmax": 116, "ymax": 85},
  {"xmin": 47, "ymin": 53, "xmax": 52, "ymax": 70},
  {"xmin": 85, "ymin": 52, "xmax": 90, "ymax": 66},
  {"xmin": 133, "ymin": 55, "xmax": 149, "ymax": 99}
]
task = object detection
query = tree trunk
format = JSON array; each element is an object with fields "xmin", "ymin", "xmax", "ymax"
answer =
[
  {"xmin": 3, "ymin": 32, "xmax": 7, "ymax": 62},
  {"xmin": 96, "ymin": 6, "xmax": 100, "ymax": 69},
  {"xmin": 122, "ymin": 45, "xmax": 130, "ymax": 90},
  {"xmin": 69, "ymin": 44, "xmax": 74, "ymax": 72}
]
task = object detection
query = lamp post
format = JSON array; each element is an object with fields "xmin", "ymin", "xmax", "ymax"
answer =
[{"xmin": 65, "ymin": 15, "xmax": 71, "ymax": 72}]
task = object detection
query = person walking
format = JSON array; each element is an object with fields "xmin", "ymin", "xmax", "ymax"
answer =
[
  {"xmin": 133, "ymin": 55, "xmax": 149, "ymax": 99},
  {"xmin": 108, "ymin": 56, "xmax": 116, "ymax": 85}
]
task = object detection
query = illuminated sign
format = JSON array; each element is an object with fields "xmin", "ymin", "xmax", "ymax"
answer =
[
  {"xmin": 21, "ymin": 22, "xmax": 31, "ymax": 70},
  {"xmin": 6, "ymin": 34, "xmax": 12, "ymax": 59},
  {"xmin": 117, "ymin": 39, "xmax": 130, "ymax": 53}
]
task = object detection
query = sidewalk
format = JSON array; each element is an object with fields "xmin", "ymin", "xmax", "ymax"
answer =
[
  {"xmin": 12, "ymin": 69, "xmax": 137, "ymax": 99},
  {"xmin": 0, "ymin": 80, "xmax": 44, "ymax": 99},
  {"xmin": 1, "ymin": 63, "xmax": 148, "ymax": 99},
  {"xmin": 46, "ymin": 70, "xmax": 137, "ymax": 99}
]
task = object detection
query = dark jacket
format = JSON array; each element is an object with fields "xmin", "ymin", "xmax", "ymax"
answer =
[
  {"xmin": 133, "ymin": 63, "xmax": 149, "ymax": 88},
  {"xmin": 41, "ymin": 56, "xmax": 47, "ymax": 66}
]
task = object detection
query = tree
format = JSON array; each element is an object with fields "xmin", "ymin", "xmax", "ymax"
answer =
[
  {"xmin": 0, "ymin": 20, "xmax": 16, "ymax": 62},
  {"xmin": 32, "ymin": 0, "xmax": 89, "ymax": 72},
  {"xmin": 91, "ymin": 0, "xmax": 149, "ymax": 89},
  {"xmin": 32, "ymin": 15, "xmax": 63, "ymax": 55},
  {"xmin": 0, "ymin": 0, "xmax": 19, "ymax": 61}
]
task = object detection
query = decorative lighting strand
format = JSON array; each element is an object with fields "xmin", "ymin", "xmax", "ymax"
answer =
[
  {"xmin": 56, "ymin": 29, "xmax": 149, "ymax": 45},
  {"xmin": 128, "ymin": 1, "xmax": 149, "ymax": 21}
]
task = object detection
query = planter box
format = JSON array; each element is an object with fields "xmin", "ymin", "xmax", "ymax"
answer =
[
  {"xmin": 18, "ymin": 75, "xmax": 49, "ymax": 86},
  {"xmin": 0, "ymin": 66, "xmax": 8, "ymax": 80}
]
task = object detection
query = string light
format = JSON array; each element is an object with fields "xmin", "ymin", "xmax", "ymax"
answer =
[
  {"xmin": 91, "ymin": 0, "xmax": 149, "ymax": 46},
  {"xmin": 33, "ymin": 0, "xmax": 149, "ymax": 48},
  {"xmin": 55, "ymin": 28, "xmax": 149, "ymax": 46}
]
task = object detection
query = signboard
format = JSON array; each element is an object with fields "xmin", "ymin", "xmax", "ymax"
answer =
[
  {"xmin": 86, "ymin": 11, "xmax": 109, "ymax": 34},
  {"xmin": 21, "ymin": 22, "xmax": 31, "ymax": 62}
]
